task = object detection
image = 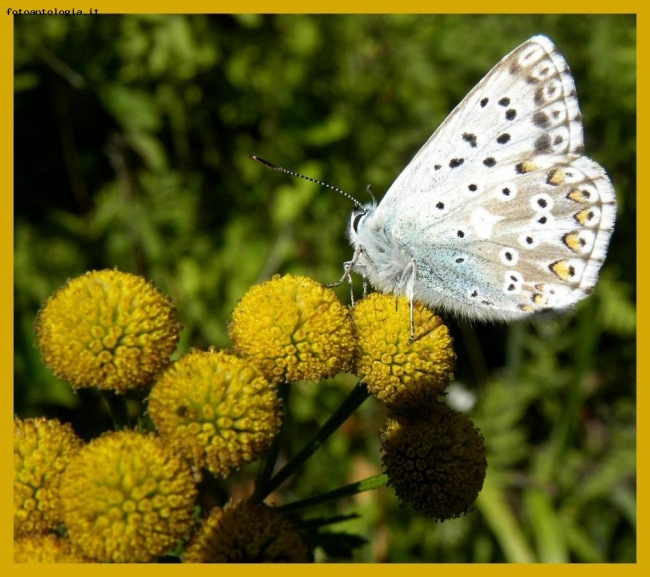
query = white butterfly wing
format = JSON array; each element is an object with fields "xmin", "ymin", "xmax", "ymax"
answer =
[
  {"xmin": 359, "ymin": 35, "xmax": 616, "ymax": 320},
  {"xmin": 378, "ymin": 36, "xmax": 583, "ymax": 214}
]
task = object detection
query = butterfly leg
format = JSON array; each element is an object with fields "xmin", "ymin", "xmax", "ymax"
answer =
[
  {"xmin": 400, "ymin": 260, "xmax": 417, "ymax": 344},
  {"xmin": 327, "ymin": 245, "xmax": 364, "ymax": 305}
]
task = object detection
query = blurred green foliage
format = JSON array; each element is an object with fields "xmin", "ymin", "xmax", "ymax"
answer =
[{"xmin": 14, "ymin": 14, "xmax": 635, "ymax": 562}]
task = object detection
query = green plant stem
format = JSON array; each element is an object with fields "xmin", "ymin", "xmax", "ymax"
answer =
[
  {"xmin": 278, "ymin": 473, "xmax": 388, "ymax": 514},
  {"xmin": 102, "ymin": 391, "xmax": 131, "ymax": 430},
  {"xmin": 252, "ymin": 380, "xmax": 371, "ymax": 502},
  {"xmin": 477, "ymin": 473, "xmax": 535, "ymax": 562},
  {"xmin": 254, "ymin": 382, "xmax": 291, "ymax": 495},
  {"xmin": 458, "ymin": 320, "xmax": 490, "ymax": 389},
  {"xmin": 540, "ymin": 300, "xmax": 601, "ymax": 482}
]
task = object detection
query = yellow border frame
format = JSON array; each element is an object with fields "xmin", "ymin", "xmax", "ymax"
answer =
[{"xmin": 4, "ymin": 3, "xmax": 641, "ymax": 573}]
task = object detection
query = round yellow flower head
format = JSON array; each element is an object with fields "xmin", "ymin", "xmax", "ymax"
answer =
[
  {"xmin": 352, "ymin": 294, "xmax": 455, "ymax": 409},
  {"xmin": 14, "ymin": 417, "xmax": 83, "ymax": 537},
  {"xmin": 184, "ymin": 501, "xmax": 313, "ymax": 563},
  {"xmin": 14, "ymin": 533, "xmax": 87, "ymax": 563},
  {"xmin": 229, "ymin": 274, "xmax": 355, "ymax": 384},
  {"xmin": 59, "ymin": 430, "xmax": 197, "ymax": 562},
  {"xmin": 35, "ymin": 269, "xmax": 182, "ymax": 394},
  {"xmin": 148, "ymin": 349, "xmax": 282, "ymax": 478},
  {"xmin": 381, "ymin": 404, "xmax": 487, "ymax": 521}
]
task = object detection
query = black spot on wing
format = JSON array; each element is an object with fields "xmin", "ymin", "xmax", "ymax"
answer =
[
  {"xmin": 532, "ymin": 111, "xmax": 551, "ymax": 128},
  {"xmin": 449, "ymin": 158, "xmax": 464, "ymax": 168},
  {"xmin": 462, "ymin": 133, "xmax": 478, "ymax": 148},
  {"xmin": 534, "ymin": 134, "xmax": 552, "ymax": 153}
]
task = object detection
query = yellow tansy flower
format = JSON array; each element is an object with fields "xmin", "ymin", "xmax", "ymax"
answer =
[
  {"xmin": 184, "ymin": 501, "xmax": 313, "ymax": 563},
  {"xmin": 229, "ymin": 274, "xmax": 355, "ymax": 383},
  {"xmin": 60, "ymin": 430, "xmax": 197, "ymax": 562},
  {"xmin": 352, "ymin": 293, "xmax": 455, "ymax": 408},
  {"xmin": 14, "ymin": 533, "xmax": 87, "ymax": 563},
  {"xmin": 148, "ymin": 349, "xmax": 282, "ymax": 478},
  {"xmin": 381, "ymin": 404, "xmax": 487, "ymax": 520},
  {"xmin": 14, "ymin": 417, "xmax": 83, "ymax": 537},
  {"xmin": 35, "ymin": 269, "xmax": 182, "ymax": 393}
]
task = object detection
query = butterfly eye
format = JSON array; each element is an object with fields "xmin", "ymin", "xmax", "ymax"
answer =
[{"xmin": 353, "ymin": 212, "xmax": 365, "ymax": 232}]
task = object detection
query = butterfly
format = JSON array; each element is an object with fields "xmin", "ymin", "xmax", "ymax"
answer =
[{"xmin": 346, "ymin": 35, "xmax": 616, "ymax": 328}]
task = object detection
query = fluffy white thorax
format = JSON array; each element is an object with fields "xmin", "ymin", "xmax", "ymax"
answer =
[{"xmin": 348, "ymin": 205, "xmax": 415, "ymax": 295}]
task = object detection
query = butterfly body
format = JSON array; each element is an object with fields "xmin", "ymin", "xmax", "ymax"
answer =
[{"xmin": 348, "ymin": 35, "xmax": 616, "ymax": 321}]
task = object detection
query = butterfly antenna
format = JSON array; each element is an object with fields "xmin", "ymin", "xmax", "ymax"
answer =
[{"xmin": 249, "ymin": 155, "xmax": 366, "ymax": 211}]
